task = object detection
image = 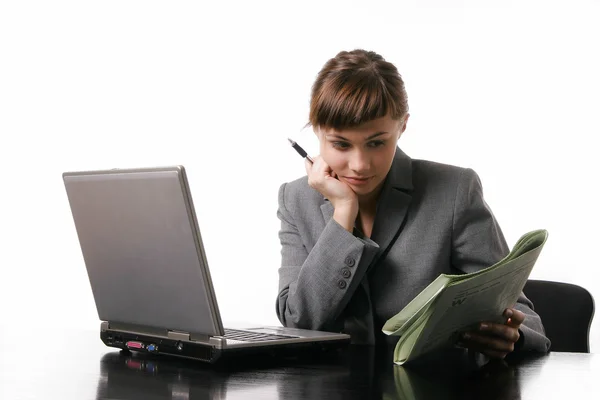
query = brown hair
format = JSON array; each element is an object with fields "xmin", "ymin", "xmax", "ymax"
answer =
[{"xmin": 308, "ymin": 49, "xmax": 409, "ymax": 130}]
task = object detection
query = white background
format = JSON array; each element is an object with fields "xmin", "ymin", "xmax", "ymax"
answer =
[{"xmin": 1, "ymin": 1, "xmax": 598, "ymax": 352}]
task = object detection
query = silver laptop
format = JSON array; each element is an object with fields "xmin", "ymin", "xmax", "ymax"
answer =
[{"xmin": 63, "ymin": 165, "xmax": 350, "ymax": 363}]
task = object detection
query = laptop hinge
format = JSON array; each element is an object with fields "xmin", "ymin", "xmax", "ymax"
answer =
[
  {"xmin": 168, "ymin": 331, "xmax": 226, "ymax": 349},
  {"xmin": 167, "ymin": 331, "xmax": 190, "ymax": 341},
  {"xmin": 101, "ymin": 321, "xmax": 168, "ymax": 337}
]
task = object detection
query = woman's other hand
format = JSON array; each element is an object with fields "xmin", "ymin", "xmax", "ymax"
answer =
[{"xmin": 458, "ymin": 308, "xmax": 525, "ymax": 359}]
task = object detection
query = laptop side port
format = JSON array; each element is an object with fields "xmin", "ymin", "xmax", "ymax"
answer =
[
  {"xmin": 126, "ymin": 341, "xmax": 145, "ymax": 350},
  {"xmin": 147, "ymin": 344, "xmax": 158, "ymax": 352}
]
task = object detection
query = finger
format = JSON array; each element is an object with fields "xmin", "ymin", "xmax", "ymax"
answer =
[
  {"xmin": 463, "ymin": 342, "xmax": 509, "ymax": 360},
  {"xmin": 460, "ymin": 332, "xmax": 514, "ymax": 357},
  {"xmin": 306, "ymin": 155, "xmax": 325, "ymax": 177},
  {"xmin": 504, "ymin": 308, "xmax": 526, "ymax": 328},
  {"xmin": 309, "ymin": 156, "xmax": 329, "ymax": 175},
  {"xmin": 463, "ymin": 331, "xmax": 516, "ymax": 352},
  {"xmin": 304, "ymin": 158, "xmax": 312, "ymax": 176},
  {"xmin": 478, "ymin": 322, "xmax": 520, "ymax": 343},
  {"xmin": 316, "ymin": 159, "xmax": 337, "ymax": 181},
  {"xmin": 457, "ymin": 336, "xmax": 509, "ymax": 359}
]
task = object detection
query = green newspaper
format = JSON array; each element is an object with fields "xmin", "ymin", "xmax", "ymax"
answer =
[{"xmin": 382, "ymin": 229, "xmax": 549, "ymax": 365}]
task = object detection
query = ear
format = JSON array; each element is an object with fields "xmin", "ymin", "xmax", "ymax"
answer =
[
  {"xmin": 400, "ymin": 114, "xmax": 410, "ymax": 134},
  {"xmin": 396, "ymin": 114, "xmax": 409, "ymax": 140}
]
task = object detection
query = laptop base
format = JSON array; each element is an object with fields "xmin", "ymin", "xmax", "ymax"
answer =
[{"xmin": 101, "ymin": 329, "xmax": 350, "ymax": 364}]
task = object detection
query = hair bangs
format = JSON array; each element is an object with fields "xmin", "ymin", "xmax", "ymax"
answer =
[
  {"xmin": 309, "ymin": 49, "xmax": 408, "ymax": 131},
  {"xmin": 311, "ymin": 71, "xmax": 402, "ymax": 130}
]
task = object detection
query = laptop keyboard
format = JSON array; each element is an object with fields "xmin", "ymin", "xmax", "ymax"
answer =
[{"xmin": 223, "ymin": 328, "xmax": 299, "ymax": 342}]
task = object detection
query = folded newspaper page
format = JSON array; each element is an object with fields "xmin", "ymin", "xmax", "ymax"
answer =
[{"xmin": 382, "ymin": 229, "xmax": 548, "ymax": 365}]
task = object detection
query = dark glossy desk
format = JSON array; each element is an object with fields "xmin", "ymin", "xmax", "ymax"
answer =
[{"xmin": 0, "ymin": 328, "xmax": 597, "ymax": 399}]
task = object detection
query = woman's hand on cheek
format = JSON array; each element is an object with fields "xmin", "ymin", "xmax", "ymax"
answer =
[{"xmin": 305, "ymin": 156, "xmax": 357, "ymax": 210}]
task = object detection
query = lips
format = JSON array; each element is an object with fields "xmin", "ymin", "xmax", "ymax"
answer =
[{"xmin": 343, "ymin": 176, "xmax": 372, "ymax": 185}]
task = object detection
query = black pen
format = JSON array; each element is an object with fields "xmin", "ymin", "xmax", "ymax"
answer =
[{"xmin": 288, "ymin": 138, "xmax": 314, "ymax": 163}]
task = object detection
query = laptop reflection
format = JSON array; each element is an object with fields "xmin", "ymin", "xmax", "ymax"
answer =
[
  {"xmin": 95, "ymin": 349, "xmax": 352, "ymax": 400},
  {"xmin": 95, "ymin": 346, "xmax": 523, "ymax": 400}
]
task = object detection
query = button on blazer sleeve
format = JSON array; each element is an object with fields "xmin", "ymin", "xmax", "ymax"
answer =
[
  {"xmin": 275, "ymin": 182, "xmax": 380, "ymax": 331},
  {"xmin": 452, "ymin": 168, "xmax": 551, "ymax": 353}
]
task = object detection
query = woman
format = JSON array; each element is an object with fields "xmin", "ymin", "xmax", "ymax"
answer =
[{"xmin": 276, "ymin": 49, "xmax": 550, "ymax": 359}]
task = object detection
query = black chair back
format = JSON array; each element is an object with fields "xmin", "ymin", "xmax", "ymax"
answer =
[{"xmin": 523, "ymin": 280, "xmax": 595, "ymax": 353}]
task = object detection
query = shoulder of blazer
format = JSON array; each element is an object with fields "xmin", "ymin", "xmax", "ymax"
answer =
[
  {"xmin": 411, "ymin": 158, "xmax": 469, "ymax": 175},
  {"xmin": 410, "ymin": 159, "xmax": 473, "ymax": 188}
]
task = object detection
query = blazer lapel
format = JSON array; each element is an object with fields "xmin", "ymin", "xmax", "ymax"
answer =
[{"xmin": 370, "ymin": 148, "xmax": 413, "ymax": 254}]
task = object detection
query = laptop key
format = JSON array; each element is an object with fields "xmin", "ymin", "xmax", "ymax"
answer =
[{"xmin": 223, "ymin": 328, "xmax": 299, "ymax": 342}]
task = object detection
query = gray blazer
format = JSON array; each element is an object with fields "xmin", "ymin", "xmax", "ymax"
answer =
[{"xmin": 276, "ymin": 148, "xmax": 550, "ymax": 352}]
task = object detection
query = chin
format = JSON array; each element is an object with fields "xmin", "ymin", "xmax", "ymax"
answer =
[
  {"xmin": 351, "ymin": 184, "xmax": 374, "ymax": 195},
  {"xmin": 353, "ymin": 180, "xmax": 383, "ymax": 197}
]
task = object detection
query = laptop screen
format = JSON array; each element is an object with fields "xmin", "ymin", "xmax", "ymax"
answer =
[{"xmin": 63, "ymin": 166, "xmax": 224, "ymax": 337}]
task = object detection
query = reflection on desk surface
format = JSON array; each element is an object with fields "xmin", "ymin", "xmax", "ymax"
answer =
[
  {"xmin": 0, "ymin": 326, "xmax": 598, "ymax": 400},
  {"xmin": 94, "ymin": 346, "xmax": 534, "ymax": 400},
  {"xmin": 97, "ymin": 348, "xmax": 356, "ymax": 400}
]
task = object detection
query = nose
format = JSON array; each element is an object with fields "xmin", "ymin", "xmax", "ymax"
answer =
[{"xmin": 348, "ymin": 150, "xmax": 371, "ymax": 174}]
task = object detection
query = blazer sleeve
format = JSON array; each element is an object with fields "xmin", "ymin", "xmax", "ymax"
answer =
[
  {"xmin": 275, "ymin": 182, "xmax": 380, "ymax": 331},
  {"xmin": 452, "ymin": 168, "xmax": 551, "ymax": 353}
]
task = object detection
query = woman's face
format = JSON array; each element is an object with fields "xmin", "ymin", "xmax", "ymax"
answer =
[{"xmin": 316, "ymin": 114, "xmax": 408, "ymax": 201}]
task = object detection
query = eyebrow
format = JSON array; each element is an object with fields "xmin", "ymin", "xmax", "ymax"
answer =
[{"xmin": 327, "ymin": 131, "xmax": 389, "ymax": 141}]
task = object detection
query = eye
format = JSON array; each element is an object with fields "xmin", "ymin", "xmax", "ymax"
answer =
[
  {"xmin": 367, "ymin": 140, "xmax": 385, "ymax": 148},
  {"xmin": 331, "ymin": 141, "xmax": 351, "ymax": 150}
]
